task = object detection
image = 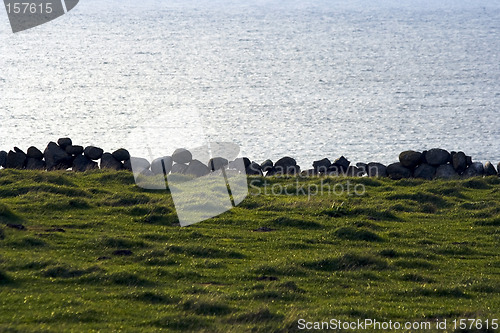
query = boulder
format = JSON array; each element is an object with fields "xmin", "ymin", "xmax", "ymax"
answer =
[
  {"xmin": 246, "ymin": 162, "xmax": 263, "ymax": 175},
  {"xmin": 275, "ymin": 156, "xmax": 297, "ymax": 174},
  {"xmin": 26, "ymin": 158, "xmax": 45, "ymax": 170},
  {"xmin": 228, "ymin": 157, "xmax": 251, "ymax": 172},
  {"xmin": 399, "ymin": 150, "xmax": 422, "ymax": 169},
  {"xmin": 57, "ymin": 138, "xmax": 72, "ymax": 149},
  {"xmin": 435, "ymin": 164, "xmax": 458, "ymax": 179},
  {"xmin": 208, "ymin": 157, "xmax": 229, "ymax": 171},
  {"xmin": 425, "ymin": 148, "xmax": 450, "ymax": 166},
  {"xmin": 466, "ymin": 156, "xmax": 473, "ymax": 167},
  {"xmin": 65, "ymin": 145, "xmax": 84, "ymax": 155},
  {"xmin": 151, "ymin": 156, "xmax": 173, "ymax": 175},
  {"xmin": 125, "ymin": 157, "xmax": 150, "ymax": 173},
  {"xmin": 171, "ymin": 163, "xmax": 188, "ymax": 174},
  {"xmin": 366, "ymin": 162, "xmax": 387, "ymax": 177},
  {"xmin": 72, "ymin": 155, "xmax": 98, "ymax": 172},
  {"xmin": 26, "ymin": 146, "xmax": 43, "ymax": 160},
  {"xmin": 260, "ymin": 159, "xmax": 273, "ymax": 172},
  {"xmin": 0, "ymin": 151, "xmax": 7, "ymax": 167},
  {"xmin": 312, "ymin": 158, "xmax": 331, "ymax": 173},
  {"xmin": 333, "ymin": 156, "xmax": 350, "ymax": 172},
  {"xmin": 100, "ymin": 153, "xmax": 123, "ymax": 170},
  {"xmin": 356, "ymin": 162, "xmax": 368, "ymax": 174},
  {"xmin": 498, "ymin": 162, "xmax": 500, "ymax": 176},
  {"xmin": 387, "ymin": 162, "xmax": 412, "ymax": 180},
  {"xmin": 300, "ymin": 169, "xmax": 319, "ymax": 177},
  {"xmin": 344, "ymin": 166, "xmax": 364, "ymax": 177},
  {"xmin": 185, "ymin": 160, "xmax": 210, "ymax": 177},
  {"xmin": 83, "ymin": 146, "xmax": 104, "ymax": 160},
  {"xmin": 463, "ymin": 162, "xmax": 484, "ymax": 178},
  {"xmin": 413, "ymin": 164, "xmax": 436, "ymax": 180},
  {"xmin": 112, "ymin": 148, "xmax": 130, "ymax": 161},
  {"xmin": 44, "ymin": 142, "xmax": 72, "ymax": 170},
  {"xmin": 6, "ymin": 149, "xmax": 26, "ymax": 169},
  {"xmin": 484, "ymin": 162, "xmax": 497, "ymax": 176},
  {"xmin": 172, "ymin": 148, "xmax": 192, "ymax": 164},
  {"xmin": 452, "ymin": 152, "xmax": 467, "ymax": 173}
]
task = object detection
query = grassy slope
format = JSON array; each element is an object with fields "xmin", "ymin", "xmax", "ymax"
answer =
[{"xmin": 0, "ymin": 169, "xmax": 499, "ymax": 332}]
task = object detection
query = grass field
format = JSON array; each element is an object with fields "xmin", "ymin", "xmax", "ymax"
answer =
[{"xmin": 0, "ymin": 169, "xmax": 499, "ymax": 332}]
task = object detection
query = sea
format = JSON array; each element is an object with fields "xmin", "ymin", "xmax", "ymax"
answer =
[{"xmin": 0, "ymin": 0, "xmax": 499, "ymax": 167}]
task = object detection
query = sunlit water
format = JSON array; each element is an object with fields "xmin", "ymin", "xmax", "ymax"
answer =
[{"xmin": 1, "ymin": 0, "xmax": 499, "ymax": 166}]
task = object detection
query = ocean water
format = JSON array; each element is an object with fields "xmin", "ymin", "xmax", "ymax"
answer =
[{"xmin": 0, "ymin": 0, "xmax": 499, "ymax": 167}]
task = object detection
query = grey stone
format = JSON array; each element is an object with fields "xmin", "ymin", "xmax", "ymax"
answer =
[
  {"xmin": 452, "ymin": 152, "xmax": 467, "ymax": 173},
  {"xmin": 171, "ymin": 163, "xmax": 188, "ymax": 174},
  {"xmin": 435, "ymin": 164, "xmax": 458, "ymax": 179},
  {"xmin": 73, "ymin": 155, "xmax": 98, "ymax": 172},
  {"xmin": 387, "ymin": 162, "xmax": 412, "ymax": 180},
  {"xmin": 366, "ymin": 162, "xmax": 387, "ymax": 177},
  {"xmin": 57, "ymin": 138, "xmax": 72, "ymax": 149},
  {"xmin": 345, "ymin": 166, "xmax": 364, "ymax": 177},
  {"xmin": 246, "ymin": 162, "xmax": 262, "ymax": 175},
  {"xmin": 126, "ymin": 157, "xmax": 150, "ymax": 173},
  {"xmin": 399, "ymin": 150, "xmax": 422, "ymax": 169},
  {"xmin": 333, "ymin": 156, "xmax": 350, "ymax": 172},
  {"xmin": 44, "ymin": 142, "xmax": 72, "ymax": 170},
  {"xmin": 463, "ymin": 162, "xmax": 485, "ymax": 178},
  {"xmin": 6, "ymin": 149, "xmax": 26, "ymax": 169},
  {"xmin": 425, "ymin": 148, "xmax": 450, "ymax": 166},
  {"xmin": 83, "ymin": 146, "xmax": 104, "ymax": 160},
  {"xmin": 112, "ymin": 148, "xmax": 130, "ymax": 161},
  {"xmin": 26, "ymin": 146, "xmax": 43, "ymax": 160},
  {"xmin": 26, "ymin": 158, "xmax": 45, "ymax": 170},
  {"xmin": 65, "ymin": 145, "xmax": 84, "ymax": 155},
  {"xmin": 498, "ymin": 162, "xmax": 500, "ymax": 176},
  {"xmin": 0, "ymin": 151, "xmax": 7, "ymax": 168},
  {"xmin": 230, "ymin": 157, "xmax": 251, "ymax": 171},
  {"xmin": 466, "ymin": 156, "xmax": 473, "ymax": 167},
  {"xmin": 260, "ymin": 159, "xmax": 273, "ymax": 172},
  {"xmin": 300, "ymin": 169, "xmax": 319, "ymax": 177},
  {"xmin": 100, "ymin": 153, "xmax": 123, "ymax": 170},
  {"xmin": 484, "ymin": 162, "xmax": 497, "ymax": 176},
  {"xmin": 313, "ymin": 158, "xmax": 331, "ymax": 173},
  {"xmin": 151, "ymin": 156, "xmax": 173, "ymax": 175},
  {"xmin": 413, "ymin": 163, "xmax": 436, "ymax": 180},
  {"xmin": 185, "ymin": 160, "xmax": 210, "ymax": 177},
  {"xmin": 275, "ymin": 156, "xmax": 297, "ymax": 174},
  {"xmin": 208, "ymin": 157, "xmax": 229, "ymax": 171},
  {"xmin": 172, "ymin": 148, "xmax": 192, "ymax": 164}
]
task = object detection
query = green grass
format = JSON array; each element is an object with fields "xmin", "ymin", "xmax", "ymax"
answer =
[{"xmin": 0, "ymin": 169, "xmax": 499, "ymax": 332}]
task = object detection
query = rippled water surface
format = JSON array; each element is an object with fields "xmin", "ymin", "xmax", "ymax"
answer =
[{"xmin": 1, "ymin": 0, "xmax": 499, "ymax": 166}]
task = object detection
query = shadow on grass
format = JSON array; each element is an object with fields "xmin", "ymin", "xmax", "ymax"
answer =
[{"xmin": 302, "ymin": 253, "xmax": 389, "ymax": 271}]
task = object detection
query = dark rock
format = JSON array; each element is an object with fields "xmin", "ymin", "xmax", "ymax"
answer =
[
  {"xmin": 172, "ymin": 148, "xmax": 192, "ymax": 164},
  {"xmin": 399, "ymin": 150, "xmax": 422, "ymax": 169},
  {"xmin": 7, "ymin": 223, "xmax": 25, "ymax": 230},
  {"xmin": 83, "ymin": 146, "xmax": 104, "ymax": 160},
  {"xmin": 185, "ymin": 160, "xmax": 210, "ymax": 177},
  {"xmin": 300, "ymin": 169, "xmax": 319, "ymax": 177},
  {"xmin": 413, "ymin": 164, "xmax": 436, "ymax": 180},
  {"xmin": 125, "ymin": 157, "xmax": 150, "ymax": 172},
  {"xmin": 333, "ymin": 156, "xmax": 350, "ymax": 172},
  {"xmin": 498, "ymin": 162, "xmax": 500, "ymax": 176},
  {"xmin": 151, "ymin": 156, "xmax": 173, "ymax": 175},
  {"xmin": 260, "ymin": 159, "xmax": 273, "ymax": 172},
  {"xmin": 26, "ymin": 158, "xmax": 45, "ymax": 170},
  {"xmin": 65, "ymin": 145, "xmax": 84, "ymax": 155},
  {"xmin": 26, "ymin": 146, "xmax": 43, "ymax": 160},
  {"xmin": 484, "ymin": 162, "xmax": 496, "ymax": 176},
  {"xmin": 228, "ymin": 157, "xmax": 251, "ymax": 172},
  {"xmin": 312, "ymin": 158, "xmax": 331, "ymax": 173},
  {"xmin": 366, "ymin": 162, "xmax": 387, "ymax": 177},
  {"xmin": 0, "ymin": 151, "xmax": 7, "ymax": 168},
  {"xmin": 44, "ymin": 142, "xmax": 72, "ymax": 170},
  {"xmin": 112, "ymin": 148, "xmax": 130, "ymax": 161},
  {"xmin": 6, "ymin": 149, "xmax": 26, "ymax": 169},
  {"xmin": 57, "ymin": 138, "xmax": 72, "ymax": 149},
  {"xmin": 452, "ymin": 152, "xmax": 467, "ymax": 173},
  {"xmin": 100, "ymin": 153, "xmax": 123, "ymax": 170},
  {"xmin": 112, "ymin": 249, "xmax": 133, "ymax": 256},
  {"xmin": 435, "ymin": 164, "xmax": 458, "ymax": 179},
  {"xmin": 208, "ymin": 157, "xmax": 229, "ymax": 171},
  {"xmin": 171, "ymin": 163, "xmax": 188, "ymax": 174},
  {"xmin": 274, "ymin": 156, "xmax": 297, "ymax": 174},
  {"xmin": 246, "ymin": 162, "xmax": 263, "ymax": 175},
  {"xmin": 466, "ymin": 156, "xmax": 473, "ymax": 167},
  {"xmin": 356, "ymin": 162, "xmax": 368, "ymax": 174},
  {"xmin": 72, "ymin": 155, "xmax": 98, "ymax": 172},
  {"xmin": 425, "ymin": 148, "xmax": 450, "ymax": 166},
  {"xmin": 344, "ymin": 166, "xmax": 364, "ymax": 177},
  {"xmin": 463, "ymin": 162, "xmax": 484, "ymax": 178},
  {"xmin": 387, "ymin": 162, "xmax": 412, "ymax": 180}
]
